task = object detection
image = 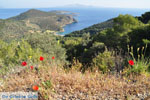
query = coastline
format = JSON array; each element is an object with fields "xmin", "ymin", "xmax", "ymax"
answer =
[{"xmin": 56, "ymin": 19, "xmax": 78, "ymax": 36}]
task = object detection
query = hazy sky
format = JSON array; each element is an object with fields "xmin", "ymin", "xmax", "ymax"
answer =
[{"xmin": 1, "ymin": 0, "xmax": 150, "ymax": 8}]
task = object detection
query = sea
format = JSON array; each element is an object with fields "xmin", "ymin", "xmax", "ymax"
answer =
[{"xmin": 0, "ymin": 7, "xmax": 149, "ymax": 35}]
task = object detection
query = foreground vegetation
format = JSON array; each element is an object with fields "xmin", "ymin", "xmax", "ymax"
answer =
[{"xmin": 1, "ymin": 64, "xmax": 150, "ymax": 100}]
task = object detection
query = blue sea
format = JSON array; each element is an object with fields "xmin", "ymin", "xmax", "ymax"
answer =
[{"xmin": 0, "ymin": 8, "xmax": 149, "ymax": 35}]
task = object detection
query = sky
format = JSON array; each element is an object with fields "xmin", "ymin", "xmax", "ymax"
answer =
[{"xmin": 0, "ymin": 0, "xmax": 150, "ymax": 9}]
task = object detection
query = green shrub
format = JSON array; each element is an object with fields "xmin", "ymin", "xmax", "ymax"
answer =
[
  {"xmin": 126, "ymin": 41, "xmax": 150, "ymax": 75},
  {"xmin": 128, "ymin": 25, "xmax": 150, "ymax": 56},
  {"xmin": 0, "ymin": 39, "xmax": 43, "ymax": 75},
  {"xmin": 92, "ymin": 49, "xmax": 115, "ymax": 73},
  {"xmin": 128, "ymin": 59, "xmax": 150, "ymax": 75},
  {"xmin": 80, "ymin": 42, "xmax": 105, "ymax": 64},
  {"xmin": 25, "ymin": 33, "xmax": 67, "ymax": 65}
]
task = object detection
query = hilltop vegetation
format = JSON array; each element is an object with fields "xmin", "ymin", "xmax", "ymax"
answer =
[
  {"xmin": 137, "ymin": 11, "xmax": 150, "ymax": 24},
  {"xmin": 10, "ymin": 9, "xmax": 77, "ymax": 31}
]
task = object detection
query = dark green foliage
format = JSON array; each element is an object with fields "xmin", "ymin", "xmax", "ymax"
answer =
[
  {"xmin": 80, "ymin": 42, "xmax": 105, "ymax": 64},
  {"xmin": 61, "ymin": 37, "xmax": 83, "ymax": 61},
  {"xmin": 137, "ymin": 12, "xmax": 150, "ymax": 24},
  {"xmin": 129, "ymin": 25, "xmax": 150, "ymax": 56},
  {"xmin": 93, "ymin": 14, "xmax": 143, "ymax": 50},
  {"xmin": 129, "ymin": 25, "xmax": 150, "ymax": 47}
]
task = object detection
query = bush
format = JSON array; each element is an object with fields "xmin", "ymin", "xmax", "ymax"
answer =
[
  {"xmin": 80, "ymin": 42, "xmax": 105, "ymax": 64},
  {"xmin": 125, "ymin": 43, "xmax": 150, "ymax": 75},
  {"xmin": 128, "ymin": 25, "xmax": 150, "ymax": 56},
  {"xmin": 92, "ymin": 49, "xmax": 115, "ymax": 73},
  {"xmin": 25, "ymin": 32, "xmax": 68, "ymax": 65},
  {"xmin": 0, "ymin": 39, "xmax": 43, "ymax": 75}
]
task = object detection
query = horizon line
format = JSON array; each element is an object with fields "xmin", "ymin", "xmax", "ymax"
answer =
[{"xmin": 0, "ymin": 6, "xmax": 150, "ymax": 10}]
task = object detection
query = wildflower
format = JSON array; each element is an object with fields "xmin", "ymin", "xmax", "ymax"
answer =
[
  {"xmin": 22, "ymin": 61, "xmax": 27, "ymax": 66},
  {"xmin": 40, "ymin": 56, "xmax": 44, "ymax": 61},
  {"xmin": 30, "ymin": 66, "xmax": 34, "ymax": 70},
  {"xmin": 32, "ymin": 85, "xmax": 39, "ymax": 91},
  {"xmin": 52, "ymin": 56, "xmax": 55, "ymax": 60},
  {"xmin": 128, "ymin": 80, "xmax": 131, "ymax": 82},
  {"xmin": 29, "ymin": 56, "xmax": 32, "ymax": 59},
  {"xmin": 128, "ymin": 60, "xmax": 134, "ymax": 66}
]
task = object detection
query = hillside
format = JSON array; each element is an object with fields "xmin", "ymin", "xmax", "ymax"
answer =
[
  {"xmin": 65, "ymin": 19, "xmax": 113, "ymax": 37},
  {"xmin": 66, "ymin": 12, "xmax": 150, "ymax": 37},
  {"xmin": 0, "ymin": 9, "xmax": 77, "ymax": 41},
  {"xmin": 10, "ymin": 9, "xmax": 77, "ymax": 31}
]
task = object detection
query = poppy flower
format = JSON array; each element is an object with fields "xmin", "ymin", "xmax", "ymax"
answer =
[
  {"xmin": 22, "ymin": 61, "xmax": 27, "ymax": 66},
  {"xmin": 40, "ymin": 56, "xmax": 44, "ymax": 61},
  {"xmin": 52, "ymin": 56, "xmax": 55, "ymax": 60},
  {"xmin": 32, "ymin": 85, "xmax": 39, "ymax": 91},
  {"xmin": 128, "ymin": 60, "xmax": 134, "ymax": 66},
  {"xmin": 30, "ymin": 66, "xmax": 34, "ymax": 70}
]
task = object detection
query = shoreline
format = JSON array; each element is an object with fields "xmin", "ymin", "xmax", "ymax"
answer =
[{"xmin": 56, "ymin": 20, "xmax": 78, "ymax": 36}]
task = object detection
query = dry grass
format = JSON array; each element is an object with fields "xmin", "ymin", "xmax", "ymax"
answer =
[{"xmin": 0, "ymin": 64, "xmax": 150, "ymax": 99}]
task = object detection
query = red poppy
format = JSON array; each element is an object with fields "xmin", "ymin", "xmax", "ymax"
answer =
[
  {"xmin": 40, "ymin": 56, "xmax": 44, "ymax": 61},
  {"xmin": 32, "ymin": 85, "xmax": 39, "ymax": 91},
  {"xmin": 22, "ymin": 61, "xmax": 27, "ymax": 66},
  {"xmin": 128, "ymin": 60, "xmax": 134, "ymax": 66},
  {"xmin": 30, "ymin": 66, "xmax": 34, "ymax": 70},
  {"xmin": 52, "ymin": 56, "xmax": 55, "ymax": 60}
]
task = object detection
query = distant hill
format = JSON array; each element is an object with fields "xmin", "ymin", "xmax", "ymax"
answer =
[
  {"xmin": 65, "ymin": 19, "xmax": 114, "ymax": 37},
  {"xmin": 9, "ymin": 9, "xmax": 77, "ymax": 31},
  {"xmin": 0, "ymin": 9, "xmax": 77, "ymax": 41}
]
